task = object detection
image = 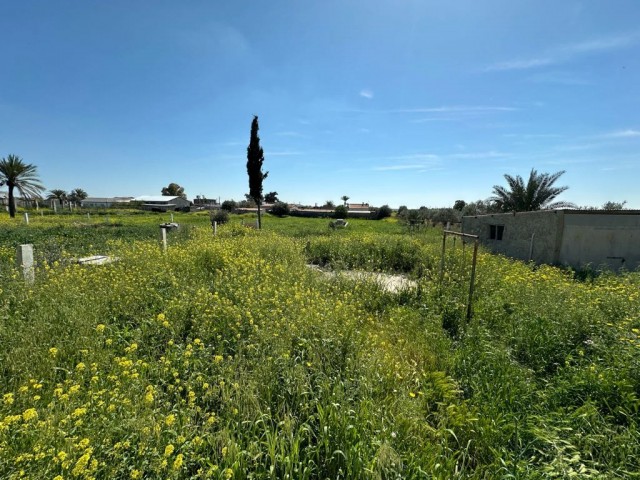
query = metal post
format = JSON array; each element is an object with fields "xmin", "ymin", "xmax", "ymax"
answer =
[
  {"xmin": 528, "ymin": 233, "xmax": 535, "ymax": 262},
  {"xmin": 16, "ymin": 244, "xmax": 35, "ymax": 284},
  {"xmin": 466, "ymin": 240, "xmax": 479, "ymax": 321},
  {"xmin": 439, "ymin": 232, "xmax": 447, "ymax": 284},
  {"xmin": 160, "ymin": 227, "xmax": 167, "ymax": 253}
]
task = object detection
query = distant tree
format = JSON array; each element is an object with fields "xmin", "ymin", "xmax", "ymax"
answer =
[
  {"xmin": 269, "ymin": 201, "xmax": 290, "ymax": 217},
  {"xmin": 341, "ymin": 195, "xmax": 350, "ymax": 206},
  {"xmin": 210, "ymin": 209, "xmax": 229, "ymax": 225},
  {"xmin": 47, "ymin": 189, "xmax": 68, "ymax": 204},
  {"xmin": 0, "ymin": 154, "xmax": 45, "ymax": 218},
  {"xmin": 334, "ymin": 204, "xmax": 348, "ymax": 219},
  {"xmin": 323, "ymin": 200, "xmax": 335, "ymax": 209},
  {"xmin": 490, "ymin": 169, "xmax": 575, "ymax": 212},
  {"xmin": 264, "ymin": 191, "xmax": 279, "ymax": 204},
  {"xmin": 68, "ymin": 188, "xmax": 88, "ymax": 204},
  {"xmin": 397, "ymin": 205, "xmax": 408, "ymax": 218},
  {"xmin": 161, "ymin": 183, "xmax": 186, "ymax": 199},
  {"xmin": 400, "ymin": 209, "xmax": 424, "ymax": 228},
  {"xmin": 429, "ymin": 208, "xmax": 461, "ymax": 226},
  {"xmin": 461, "ymin": 199, "xmax": 492, "ymax": 216},
  {"xmin": 246, "ymin": 115, "xmax": 268, "ymax": 229},
  {"xmin": 221, "ymin": 200, "xmax": 237, "ymax": 212},
  {"xmin": 602, "ymin": 200, "xmax": 627, "ymax": 210},
  {"xmin": 453, "ymin": 200, "xmax": 466, "ymax": 211},
  {"xmin": 372, "ymin": 204, "xmax": 393, "ymax": 220}
]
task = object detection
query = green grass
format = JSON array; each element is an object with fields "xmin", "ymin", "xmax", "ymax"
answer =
[{"xmin": 0, "ymin": 210, "xmax": 638, "ymax": 478}]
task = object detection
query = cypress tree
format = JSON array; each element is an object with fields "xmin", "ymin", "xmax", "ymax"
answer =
[{"xmin": 246, "ymin": 115, "xmax": 268, "ymax": 229}]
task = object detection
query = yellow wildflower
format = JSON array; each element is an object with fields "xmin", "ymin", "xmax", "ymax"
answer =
[
  {"xmin": 172, "ymin": 453, "xmax": 184, "ymax": 471},
  {"xmin": 22, "ymin": 408, "xmax": 38, "ymax": 422}
]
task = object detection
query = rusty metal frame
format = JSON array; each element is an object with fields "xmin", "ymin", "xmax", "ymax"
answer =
[{"xmin": 439, "ymin": 230, "xmax": 480, "ymax": 321}]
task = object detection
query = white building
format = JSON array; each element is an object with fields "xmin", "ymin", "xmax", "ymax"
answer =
[{"xmin": 134, "ymin": 195, "xmax": 191, "ymax": 212}]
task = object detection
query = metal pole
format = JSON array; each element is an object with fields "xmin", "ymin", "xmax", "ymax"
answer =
[
  {"xmin": 466, "ymin": 240, "xmax": 479, "ymax": 321},
  {"xmin": 439, "ymin": 231, "xmax": 447, "ymax": 284},
  {"xmin": 160, "ymin": 227, "xmax": 167, "ymax": 253},
  {"xmin": 528, "ymin": 233, "xmax": 535, "ymax": 262},
  {"xmin": 17, "ymin": 244, "xmax": 35, "ymax": 284}
]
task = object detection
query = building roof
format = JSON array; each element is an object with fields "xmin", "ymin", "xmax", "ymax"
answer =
[
  {"xmin": 463, "ymin": 209, "xmax": 640, "ymax": 218},
  {"xmin": 83, "ymin": 197, "xmax": 132, "ymax": 203},
  {"xmin": 134, "ymin": 195, "xmax": 186, "ymax": 202}
]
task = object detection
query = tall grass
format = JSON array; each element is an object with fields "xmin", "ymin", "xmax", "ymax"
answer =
[{"xmin": 0, "ymin": 213, "xmax": 638, "ymax": 478}]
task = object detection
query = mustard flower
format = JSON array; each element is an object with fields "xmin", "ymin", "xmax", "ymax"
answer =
[{"xmin": 164, "ymin": 444, "xmax": 175, "ymax": 457}]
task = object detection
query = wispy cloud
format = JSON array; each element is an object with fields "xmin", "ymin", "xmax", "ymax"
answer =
[
  {"xmin": 373, "ymin": 150, "xmax": 508, "ymax": 172},
  {"xmin": 275, "ymin": 131, "xmax": 306, "ymax": 138},
  {"xmin": 268, "ymin": 150, "xmax": 304, "ymax": 157},
  {"xmin": 359, "ymin": 89, "xmax": 374, "ymax": 99},
  {"xmin": 341, "ymin": 105, "xmax": 516, "ymax": 115},
  {"xmin": 503, "ymin": 133, "xmax": 563, "ymax": 139},
  {"xmin": 374, "ymin": 164, "xmax": 430, "ymax": 171},
  {"xmin": 485, "ymin": 32, "xmax": 639, "ymax": 72},
  {"xmin": 448, "ymin": 151, "xmax": 509, "ymax": 160},
  {"xmin": 527, "ymin": 71, "xmax": 592, "ymax": 85},
  {"xmin": 373, "ymin": 153, "xmax": 441, "ymax": 172},
  {"xmin": 486, "ymin": 58, "xmax": 555, "ymax": 72},
  {"xmin": 604, "ymin": 129, "xmax": 640, "ymax": 138},
  {"xmin": 396, "ymin": 105, "xmax": 517, "ymax": 114}
]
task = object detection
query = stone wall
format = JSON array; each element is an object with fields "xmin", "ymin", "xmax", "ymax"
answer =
[
  {"xmin": 463, "ymin": 210, "xmax": 640, "ymax": 271},
  {"xmin": 560, "ymin": 212, "xmax": 640, "ymax": 270},
  {"xmin": 462, "ymin": 211, "xmax": 564, "ymax": 265}
]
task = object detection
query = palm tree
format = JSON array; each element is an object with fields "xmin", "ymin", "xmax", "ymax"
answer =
[
  {"xmin": 341, "ymin": 195, "xmax": 350, "ymax": 206},
  {"xmin": 490, "ymin": 169, "xmax": 575, "ymax": 212},
  {"xmin": 47, "ymin": 189, "xmax": 68, "ymax": 205},
  {"xmin": 0, "ymin": 154, "xmax": 45, "ymax": 218},
  {"xmin": 68, "ymin": 188, "xmax": 88, "ymax": 205}
]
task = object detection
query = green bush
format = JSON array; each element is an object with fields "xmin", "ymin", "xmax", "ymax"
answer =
[
  {"xmin": 210, "ymin": 209, "xmax": 229, "ymax": 225},
  {"xmin": 221, "ymin": 200, "xmax": 237, "ymax": 212},
  {"xmin": 269, "ymin": 202, "xmax": 290, "ymax": 217},
  {"xmin": 334, "ymin": 204, "xmax": 348, "ymax": 219}
]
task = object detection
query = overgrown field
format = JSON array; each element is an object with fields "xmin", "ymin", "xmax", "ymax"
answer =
[{"xmin": 0, "ymin": 212, "xmax": 639, "ymax": 478}]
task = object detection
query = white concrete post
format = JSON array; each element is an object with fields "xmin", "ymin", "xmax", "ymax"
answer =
[
  {"xmin": 16, "ymin": 244, "xmax": 35, "ymax": 284},
  {"xmin": 24, "ymin": 213, "xmax": 29, "ymax": 225},
  {"xmin": 87, "ymin": 213, "xmax": 91, "ymax": 221},
  {"xmin": 256, "ymin": 219, "xmax": 259, "ymax": 229},
  {"xmin": 160, "ymin": 227, "xmax": 167, "ymax": 253},
  {"xmin": 170, "ymin": 213, "xmax": 174, "ymax": 223},
  {"xmin": 213, "ymin": 221, "xmax": 217, "ymax": 236},
  {"xmin": 53, "ymin": 201, "xmax": 57, "ymax": 213}
]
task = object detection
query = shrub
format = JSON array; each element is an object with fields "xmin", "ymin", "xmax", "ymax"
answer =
[
  {"xmin": 269, "ymin": 202, "xmax": 290, "ymax": 217},
  {"xmin": 210, "ymin": 209, "xmax": 229, "ymax": 225},
  {"xmin": 334, "ymin": 204, "xmax": 348, "ymax": 219},
  {"xmin": 372, "ymin": 204, "xmax": 392, "ymax": 220},
  {"xmin": 221, "ymin": 200, "xmax": 237, "ymax": 212}
]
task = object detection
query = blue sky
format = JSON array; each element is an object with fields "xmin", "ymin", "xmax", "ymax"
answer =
[{"xmin": 1, "ymin": 1, "xmax": 639, "ymax": 208}]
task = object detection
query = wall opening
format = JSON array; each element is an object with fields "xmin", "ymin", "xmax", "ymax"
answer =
[{"xmin": 489, "ymin": 224, "xmax": 504, "ymax": 240}]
